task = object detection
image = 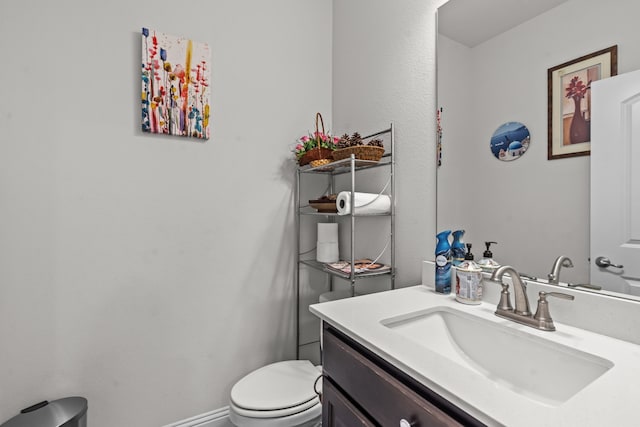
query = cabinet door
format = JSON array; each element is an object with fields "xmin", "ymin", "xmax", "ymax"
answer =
[
  {"xmin": 324, "ymin": 327, "xmax": 474, "ymax": 427},
  {"xmin": 322, "ymin": 377, "xmax": 376, "ymax": 427}
]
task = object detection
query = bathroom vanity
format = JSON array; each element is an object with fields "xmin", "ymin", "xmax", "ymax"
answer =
[
  {"xmin": 310, "ymin": 278, "xmax": 640, "ymax": 426},
  {"xmin": 322, "ymin": 324, "xmax": 483, "ymax": 426}
]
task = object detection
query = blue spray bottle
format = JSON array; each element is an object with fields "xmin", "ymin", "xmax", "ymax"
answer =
[
  {"xmin": 451, "ymin": 230, "xmax": 466, "ymax": 266},
  {"xmin": 435, "ymin": 230, "xmax": 452, "ymax": 293}
]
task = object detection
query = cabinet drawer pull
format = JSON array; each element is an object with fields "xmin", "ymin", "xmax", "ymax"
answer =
[{"xmin": 400, "ymin": 419, "xmax": 413, "ymax": 427}]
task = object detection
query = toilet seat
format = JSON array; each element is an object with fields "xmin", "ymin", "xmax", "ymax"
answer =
[
  {"xmin": 229, "ymin": 400, "xmax": 321, "ymax": 427},
  {"xmin": 230, "ymin": 360, "xmax": 321, "ymax": 418}
]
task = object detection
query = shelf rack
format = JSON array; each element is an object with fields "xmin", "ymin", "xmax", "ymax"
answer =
[{"xmin": 294, "ymin": 124, "xmax": 395, "ymax": 358}]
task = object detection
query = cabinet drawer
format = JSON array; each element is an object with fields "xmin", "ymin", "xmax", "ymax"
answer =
[
  {"xmin": 323, "ymin": 327, "xmax": 470, "ymax": 427},
  {"xmin": 322, "ymin": 377, "xmax": 376, "ymax": 427}
]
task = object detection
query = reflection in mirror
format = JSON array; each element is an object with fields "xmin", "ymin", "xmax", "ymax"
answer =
[
  {"xmin": 489, "ymin": 122, "xmax": 530, "ymax": 161},
  {"xmin": 436, "ymin": 0, "xmax": 640, "ymax": 298}
]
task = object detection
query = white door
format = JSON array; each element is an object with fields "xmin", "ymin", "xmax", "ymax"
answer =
[{"xmin": 590, "ymin": 69, "xmax": 640, "ymax": 295}]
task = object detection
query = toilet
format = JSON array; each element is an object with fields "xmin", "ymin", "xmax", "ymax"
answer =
[
  {"xmin": 229, "ymin": 290, "xmax": 355, "ymax": 427},
  {"xmin": 228, "ymin": 360, "xmax": 322, "ymax": 427}
]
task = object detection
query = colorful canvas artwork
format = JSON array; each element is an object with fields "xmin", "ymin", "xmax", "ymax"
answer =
[{"xmin": 141, "ymin": 28, "xmax": 211, "ymax": 140}]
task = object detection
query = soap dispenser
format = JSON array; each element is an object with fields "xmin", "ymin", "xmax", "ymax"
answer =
[
  {"xmin": 451, "ymin": 230, "xmax": 466, "ymax": 266},
  {"xmin": 455, "ymin": 243, "xmax": 483, "ymax": 304},
  {"xmin": 435, "ymin": 230, "xmax": 452, "ymax": 294},
  {"xmin": 478, "ymin": 241, "xmax": 500, "ymax": 273}
]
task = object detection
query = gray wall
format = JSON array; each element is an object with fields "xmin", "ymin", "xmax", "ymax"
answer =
[
  {"xmin": 333, "ymin": 0, "xmax": 441, "ymax": 289},
  {"xmin": 438, "ymin": 0, "xmax": 640, "ymax": 284},
  {"xmin": 0, "ymin": 1, "xmax": 331, "ymax": 425},
  {"xmin": 0, "ymin": 0, "xmax": 441, "ymax": 425}
]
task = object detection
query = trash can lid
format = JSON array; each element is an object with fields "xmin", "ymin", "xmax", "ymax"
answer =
[{"xmin": 1, "ymin": 397, "xmax": 87, "ymax": 427}]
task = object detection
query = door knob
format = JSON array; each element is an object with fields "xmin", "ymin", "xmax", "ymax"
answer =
[{"xmin": 595, "ymin": 256, "xmax": 623, "ymax": 269}]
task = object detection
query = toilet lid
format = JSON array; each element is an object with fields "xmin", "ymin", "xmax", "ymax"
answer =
[{"xmin": 230, "ymin": 360, "xmax": 321, "ymax": 415}]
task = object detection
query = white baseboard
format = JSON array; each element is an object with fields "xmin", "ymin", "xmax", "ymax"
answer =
[{"xmin": 162, "ymin": 406, "xmax": 232, "ymax": 427}]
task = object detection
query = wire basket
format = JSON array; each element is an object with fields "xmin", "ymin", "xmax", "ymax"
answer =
[{"xmin": 332, "ymin": 145, "xmax": 385, "ymax": 162}]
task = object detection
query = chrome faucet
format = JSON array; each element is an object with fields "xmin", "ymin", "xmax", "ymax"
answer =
[
  {"xmin": 548, "ymin": 256, "xmax": 574, "ymax": 285},
  {"xmin": 490, "ymin": 266, "xmax": 532, "ymax": 316},
  {"xmin": 490, "ymin": 265, "xmax": 574, "ymax": 331}
]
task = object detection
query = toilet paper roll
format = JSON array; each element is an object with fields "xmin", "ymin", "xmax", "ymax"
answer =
[
  {"xmin": 317, "ymin": 241, "xmax": 339, "ymax": 263},
  {"xmin": 336, "ymin": 191, "xmax": 391, "ymax": 215},
  {"xmin": 317, "ymin": 223, "xmax": 339, "ymax": 243}
]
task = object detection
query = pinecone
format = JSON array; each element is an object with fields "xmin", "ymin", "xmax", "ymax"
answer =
[
  {"xmin": 337, "ymin": 133, "xmax": 351, "ymax": 149},
  {"xmin": 349, "ymin": 132, "xmax": 363, "ymax": 147},
  {"xmin": 367, "ymin": 138, "xmax": 383, "ymax": 148}
]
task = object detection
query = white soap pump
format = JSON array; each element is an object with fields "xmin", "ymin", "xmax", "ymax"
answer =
[{"xmin": 477, "ymin": 241, "xmax": 500, "ymax": 273}]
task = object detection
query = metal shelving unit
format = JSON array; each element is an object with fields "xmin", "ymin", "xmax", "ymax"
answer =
[{"xmin": 294, "ymin": 123, "xmax": 395, "ymax": 358}]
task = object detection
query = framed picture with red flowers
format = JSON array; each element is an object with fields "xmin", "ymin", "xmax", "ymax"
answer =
[{"xmin": 547, "ymin": 46, "xmax": 617, "ymax": 160}]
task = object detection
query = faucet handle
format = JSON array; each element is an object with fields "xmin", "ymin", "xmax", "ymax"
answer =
[
  {"xmin": 543, "ymin": 291, "xmax": 575, "ymax": 300},
  {"xmin": 533, "ymin": 291, "xmax": 575, "ymax": 331},
  {"xmin": 488, "ymin": 281, "xmax": 514, "ymax": 312}
]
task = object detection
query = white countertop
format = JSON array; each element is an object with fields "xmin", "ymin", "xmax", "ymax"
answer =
[{"xmin": 310, "ymin": 285, "xmax": 640, "ymax": 427}]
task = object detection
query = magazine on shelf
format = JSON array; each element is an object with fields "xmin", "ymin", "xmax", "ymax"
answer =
[{"xmin": 325, "ymin": 258, "xmax": 391, "ymax": 274}]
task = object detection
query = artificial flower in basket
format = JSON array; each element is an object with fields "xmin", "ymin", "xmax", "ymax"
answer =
[{"xmin": 294, "ymin": 113, "xmax": 339, "ymax": 167}]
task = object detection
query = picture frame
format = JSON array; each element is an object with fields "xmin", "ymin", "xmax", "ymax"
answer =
[
  {"xmin": 141, "ymin": 27, "xmax": 211, "ymax": 141},
  {"xmin": 547, "ymin": 45, "xmax": 617, "ymax": 160}
]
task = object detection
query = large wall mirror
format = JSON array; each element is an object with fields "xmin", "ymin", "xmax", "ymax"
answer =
[{"xmin": 437, "ymin": 0, "xmax": 640, "ymax": 298}]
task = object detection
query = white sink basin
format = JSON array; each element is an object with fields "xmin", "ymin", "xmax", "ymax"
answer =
[{"xmin": 381, "ymin": 306, "xmax": 613, "ymax": 405}]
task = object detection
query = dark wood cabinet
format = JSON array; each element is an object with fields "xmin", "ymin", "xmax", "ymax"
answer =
[
  {"xmin": 322, "ymin": 378, "xmax": 376, "ymax": 427},
  {"xmin": 322, "ymin": 325, "xmax": 486, "ymax": 427}
]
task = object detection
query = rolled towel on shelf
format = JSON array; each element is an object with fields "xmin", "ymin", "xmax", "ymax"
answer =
[{"xmin": 336, "ymin": 191, "xmax": 391, "ymax": 215}]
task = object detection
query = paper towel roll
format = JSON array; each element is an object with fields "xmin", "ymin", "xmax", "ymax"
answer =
[
  {"xmin": 317, "ymin": 223, "xmax": 339, "ymax": 243},
  {"xmin": 336, "ymin": 191, "xmax": 391, "ymax": 215}
]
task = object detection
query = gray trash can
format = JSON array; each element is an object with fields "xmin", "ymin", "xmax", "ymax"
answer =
[{"xmin": 1, "ymin": 397, "xmax": 87, "ymax": 427}]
